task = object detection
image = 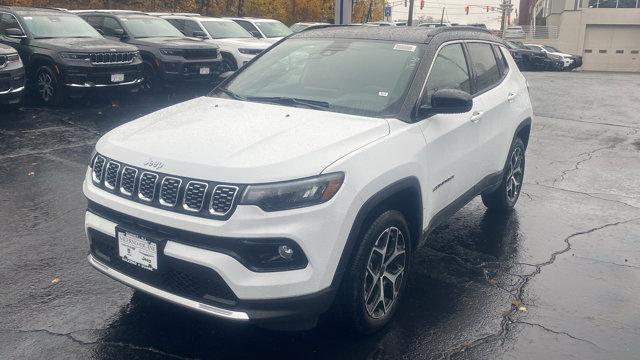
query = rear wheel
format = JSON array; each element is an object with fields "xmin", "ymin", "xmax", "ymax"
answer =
[
  {"xmin": 35, "ymin": 65, "xmax": 64, "ymax": 105},
  {"xmin": 336, "ymin": 210, "xmax": 411, "ymax": 334},
  {"xmin": 482, "ymin": 137, "xmax": 526, "ymax": 211},
  {"xmin": 221, "ymin": 54, "xmax": 238, "ymax": 72}
]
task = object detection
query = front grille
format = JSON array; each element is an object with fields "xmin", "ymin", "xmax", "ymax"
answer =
[
  {"xmin": 104, "ymin": 161, "xmax": 120, "ymax": 190},
  {"xmin": 90, "ymin": 154, "xmax": 242, "ymax": 219},
  {"xmin": 92, "ymin": 155, "xmax": 106, "ymax": 182},
  {"xmin": 0, "ymin": 74, "xmax": 10, "ymax": 92},
  {"xmin": 89, "ymin": 229, "xmax": 238, "ymax": 307},
  {"xmin": 120, "ymin": 167, "xmax": 137, "ymax": 196},
  {"xmin": 139, "ymin": 172, "xmax": 158, "ymax": 202},
  {"xmin": 183, "ymin": 48, "xmax": 218, "ymax": 59},
  {"xmin": 160, "ymin": 177, "xmax": 181, "ymax": 207},
  {"xmin": 90, "ymin": 52, "xmax": 136, "ymax": 65},
  {"xmin": 210, "ymin": 186, "xmax": 239, "ymax": 215},
  {"xmin": 183, "ymin": 182, "xmax": 207, "ymax": 211}
]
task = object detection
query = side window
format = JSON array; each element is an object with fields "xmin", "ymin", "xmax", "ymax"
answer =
[
  {"xmin": 102, "ymin": 17, "xmax": 125, "ymax": 37},
  {"xmin": 492, "ymin": 45, "xmax": 509, "ymax": 76},
  {"xmin": 83, "ymin": 15, "xmax": 102, "ymax": 29},
  {"xmin": 422, "ymin": 43, "xmax": 471, "ymax": 106},
  {"xmin": 466, "ymin": 42, "xmax": 501, "ymax": 93},
  {"xmin": 183, "ymin": 20, "xmax": 202, "ymax": 37},
  {"xmin": 166, "ymin": 19, "xmax": 185, "ymax": 34},
  {"xmin": 0, "ymin": 13, "xmax": 21, "ymax": 35},
  {"xmin": 236, "ymin": 20, "xmax": 260, "ymax": 37}
]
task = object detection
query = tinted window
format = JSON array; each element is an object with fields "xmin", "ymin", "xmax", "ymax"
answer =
[
  {"xmin": 165, "ymin": 19, "xmax": 185, "ymax": 33},
  {"xmin": 493, "ymin": 45, "xmax": 509, "ymax": 76},
  {"xmin": 0, "ymin": 13, "xmax": 21, "ymax": 35},
  {"xmin": 102, "ymin": 17, "xmax": 124, "ymax": 37},
  {"xmin": 235, "ymin": 20, "xmax": 260, "ymax": 37},
  {"xmin": 83, "ymin": 15, "xmax": 102, "ymax": 28},
  {"xmin": 467, "ymin": 42, "xmax": 501, "ymax": 93},
  {"xmin": 183, "ymin": 20, "xmax": 202, "ymax": 37},
  {"xmin": 423, "ymin": 43, "xmax": 471, "ymax": 106}
]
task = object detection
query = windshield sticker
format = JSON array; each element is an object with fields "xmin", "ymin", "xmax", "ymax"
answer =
[
  {"xmin": 23, "ymin": 16, "xmax": 33, "ymax": 20},
  {"xmin": 378, "ymin": 92, "xmax": 389, "ymax": 97},
  {"xmin": 394, "ymin": 44, "xmax": 416, "ymax": 52}
]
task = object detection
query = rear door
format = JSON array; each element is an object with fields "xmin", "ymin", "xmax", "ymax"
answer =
[
  {"xmin": 418, "ymin": 42, "xmax": 483, "ymax": 216},
  {"xmin": 464, "ymin": 42, "xmax": 515, "ymax": 182}
]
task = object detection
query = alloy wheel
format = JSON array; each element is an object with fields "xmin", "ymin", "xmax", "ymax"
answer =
[
  {"xmin": 37, "ymin": 72, "xmax": 54, "ymax": 102},
  {"xmin": 363, "ymin": 226, "xmax": 406, "ymax": 319},
  {"xmin": 506, "ymin": 146, "xmax": 524, "ymax": 202}
]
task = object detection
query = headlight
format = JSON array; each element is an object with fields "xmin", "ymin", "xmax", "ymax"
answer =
[
  {"xmin": 60, "ymin": 52, "xmax": 91, "ymax": 61},
  {"xmin": 5, "ymin": 53, "xmax": 22, "ymax": 65},
  {"xmin": 132, "ymin": 51, "xmax": 141, "ymax": 60},
  {"xmin": 240, "ymin": 173, "xmax": 344, "ymax": 212},
  {"xmin": 159, "ymin": 48, "xmax": 184, "ymax": 56},
  {"xmin": 238, "ymin": 48, "xmax": 263, "ymax": 55}
]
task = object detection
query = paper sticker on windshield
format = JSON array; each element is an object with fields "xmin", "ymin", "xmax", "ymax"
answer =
[
  {"xmin": 24, "ymin": 16, "xmax": 33, "ymax": 20},
  {"xmin": 378, "ymin": 92, "xmax": 389, "ymax": 97},
  {"xmin": 394, "ymin": 44, "xmax": 416, "ymax": 52}
]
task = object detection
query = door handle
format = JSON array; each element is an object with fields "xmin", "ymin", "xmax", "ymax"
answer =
[
  {"xmin": 470, "ymin": 111, "xmax": 483, "ymax": 123},
  {"xmin": 507, "ymin": 92, "xmax": 517, "ymax": 102}
]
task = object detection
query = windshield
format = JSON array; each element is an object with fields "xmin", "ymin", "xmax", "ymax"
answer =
[
  {"xmin": 290, "ymin": 24, "xmax": 309, "ymax": 32},
  {"xmin": 122, "ymin": 17, "xmax": 184, "ymax": 38},
  {"xmin": 22, "ymin": 15, "xmax": 102, "ymax": 39},
  {"xmin": 542, "ymin": 45, "xmax": 561, "ymax": 53},
  {"xmin": 201, "ymin": 20, "xmax": 251, "ymax": 39},
  {"xmin": 255, "ymin": 21, "xmax": 292, "ymax": 38},
  {"xmin": 217, "ymin": 38, "xmax": 423, "ymax": 117},
  {"xmin": 506, "ymin": 41, "xmax": 524, "ymax": 50}
]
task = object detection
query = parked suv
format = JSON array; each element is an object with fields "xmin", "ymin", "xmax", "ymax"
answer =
[
  {"xmin": 0, "ymin": 42, "xmax": 24, "ymax": 105},
  {"xmin": 505, "ymin": 40, "xmax": 562, "ymax": 71},
  {"xmin": 83, "ymin": 26, "xmax": 532, "ymax": 333},
  {"xmin": 76, "ymin": 11, "xmax": 222, "ymax": 91},
  {"xmin": 524, "ymin": 43, "xmax": 582, "ymax": 70},
  {"xmin": 0, "ymin": 7, "xmax": 143, "ymax": 105},
  {"xmin": 225, "ymin": 17, "xmax": 292, "ymax": 44},
  {"xmin": 162, "ymin": 16, "xmax": 269, "ymax": 71}
]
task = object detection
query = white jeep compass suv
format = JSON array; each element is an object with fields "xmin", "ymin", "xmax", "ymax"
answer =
[{"xmin": 84, "ymin": 26, "xmax": 532, "ymax": 334}]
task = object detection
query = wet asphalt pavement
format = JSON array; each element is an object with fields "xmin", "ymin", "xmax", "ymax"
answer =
[{"xmin": 1, "ymin": 72, "xmax": 639, "ymax": 360}]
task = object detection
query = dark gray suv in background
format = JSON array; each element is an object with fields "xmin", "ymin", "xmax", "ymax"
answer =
[
  {"xmin": 0, "ymin": 42, "xmax": 24, "ymax": 105},
  {"xmin": 76, "ymin": 11, "xmax": 223, "ymax": 91}
]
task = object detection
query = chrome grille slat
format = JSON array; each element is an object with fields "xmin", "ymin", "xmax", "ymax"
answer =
[
  {"xmin": 119, "ymin": 167, "xmax": 138, "ymax": 196},
  {"xmin": 92, "ymin": 155, "xmax": 106, "ymax": 183},
  {"xmin": 90, "ymin": 52, "xmax": 135, "ymax": 65},
  {"xmin": 183, "ymin": 181, "xmax": 208, "ymax": 212},
  {"xmin": 104, "ymin": 161, "xmax": 121, "ymax": 190},
  {"xmin": 210, "ymin": 185, "xmax": 239, "ymax": 216},
  {"xmin": 160, "ymin": 177, "xmax": 182, "ymax": 207},
  {"xmin": 138, "ymin": 172, "xmax": 158, "ymax": 202}
]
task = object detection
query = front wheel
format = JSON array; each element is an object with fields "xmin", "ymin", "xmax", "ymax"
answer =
[
  {"xmin": 35, "ymin": 65, "xmax": 64, "ymax": 105},
  {"xmin": 482, "ymin": 137, "xmax": 526, "ymax": 211},
  {"xmin": 336, "ymin": 210, "xmax": 411, "ymax": 334}
]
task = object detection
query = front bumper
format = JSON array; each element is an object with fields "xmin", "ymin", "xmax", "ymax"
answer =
[
  {"xmin": 159, "ymin": 59, "xmax": 223, "ymax": 83},
  {"xmin": 62, "ymin": 63, "xmax": 144, "ymax": 88},
  {"xmin": 0, "ymin": 64, "xmax": 25, "ymax": 103}
]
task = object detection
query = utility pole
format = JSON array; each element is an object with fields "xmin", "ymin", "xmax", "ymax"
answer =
[
  {"xmin": 439, "ymin": 7, "xmax": 445, "ymax": 26},
  {"xmin": 407, "ymin": 0, "xmax": 415, "ymax": 26},
  {"xmin": 500, "ymin": 0, "xmax": 514, "ymax": 32}
]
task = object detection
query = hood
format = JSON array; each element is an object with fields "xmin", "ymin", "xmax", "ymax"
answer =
[
  {"xmin": 97, "ymin": 97, "xmax": 390, "ymax": 183},
  {"xmin": 214, "ymin": 38, "xmax": 270, "ymax": 49},
  {"xmin": 0, "ymin": 44, "xmax": 17, "ymax": 55},
  {"xmin": 262, "ymin": 37, "xmax": 282, "ymax": 44},
  {"xmin": 549, "ymin": 51, "xmax": 572, "ymax": 58},
  {"xmin": 30, "ymin": 37, "xmax": 137, "ymax": 52},
  {"xmin": 130, "ymin": 36, "xmax": 217, "ymax": 49}
]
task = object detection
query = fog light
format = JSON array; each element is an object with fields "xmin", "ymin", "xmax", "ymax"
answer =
[{"xmin": 278, "ymin": 245, "xmax": 293, "ymax": 260}]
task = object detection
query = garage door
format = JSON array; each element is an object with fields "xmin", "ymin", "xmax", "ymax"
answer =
[{"xmin": 583, "ymin": 25, "xmax": 640, "ymax": 72}]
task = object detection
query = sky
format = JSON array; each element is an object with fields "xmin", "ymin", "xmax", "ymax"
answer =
[{"xmin": 388, "ymin": 0, "xmax": 521, "ymax": 30}]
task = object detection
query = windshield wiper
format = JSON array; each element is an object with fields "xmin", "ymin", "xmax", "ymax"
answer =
[
  {"xmin": 246, "ymin": 96, "xmax": 330, "ymax": 111},
  {"xmin": 217, "ymin": 88, "xmax": 246, "ymax": 100}
]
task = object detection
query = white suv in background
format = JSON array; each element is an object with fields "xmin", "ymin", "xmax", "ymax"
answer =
[
  {"xmin": 84, "ymin": 26, "xmax": 533, "ymax": 334},
  {"xmin": 161, "ymin": 16, "xmax": 270, "ymax": 71},
  {"xmin": 225, "ymin": 17, "xmax": 292, "ymax": 43}
]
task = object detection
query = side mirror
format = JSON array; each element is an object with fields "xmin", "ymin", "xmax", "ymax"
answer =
[
  {"xmin": 192, "ymin": 31, "xmax": 208, "ymax": 39},
  {"xmin": 113, "ymin": 28, "xmax": 127, "ymax": 39},
  {"xmin": 249, "ymin": 30, "xmax": 262, "ymax": 38},
  {"xmin": 419, "ymin": 89, "xmax": 473, "ymax": 116},
  {"xmin": 5, "ymin": 28, "xmax": 26, "ymax": 39}
]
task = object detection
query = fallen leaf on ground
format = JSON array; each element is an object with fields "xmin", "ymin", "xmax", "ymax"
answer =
[
  {"xmin": 27, "ymin": 171, "xmax": 35, "ymax": 176},
  {"xmin": 51, "ymin": 277, "xmax": 60, "ymax": 284}
]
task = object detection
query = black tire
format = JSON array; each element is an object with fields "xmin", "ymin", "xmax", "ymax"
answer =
[
  {"xmin": 482, "ymin": 137, "xmax": 526, "ymax": 211},
  {"xmin": 221, "ymin": 54, "xmax": 238, "ymax": 72},
  {"xmin": 34, "ymin": 65, "xmax": 64, "ymax": 105},
  {"xmin": 140, "ymin": 61, "xmax": 160, "ymax": 93},
  {"xmin": 335, "ymin": 210, "xmax": 411, "ymax": 334}
]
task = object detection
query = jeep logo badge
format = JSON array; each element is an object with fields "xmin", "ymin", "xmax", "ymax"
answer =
[{"xmin": 143, "ymin": 159, "xmax": 164, "ymax": 170}]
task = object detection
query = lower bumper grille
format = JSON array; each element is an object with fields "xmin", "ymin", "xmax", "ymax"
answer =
[{"xmin": 89, "ymin": 229, "xmax": 238, "ymax": 307}]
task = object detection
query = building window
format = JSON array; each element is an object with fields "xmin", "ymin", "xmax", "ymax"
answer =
[
  {"xmin": 616, "ymin": 50, "xmax": 624, "ymax": 54},
  {"xmin": 587, "ymin": 0, "xmax": 639, "ymax": 7},
  {"xmin": 631, "ymin": 50, "xmax": 639, "ymax": 54},
  {"xmin": 599, "ymin": 50, "xmax": 607, "ymax": 53}
]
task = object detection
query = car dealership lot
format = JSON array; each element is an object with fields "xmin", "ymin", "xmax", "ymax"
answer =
[{"xmin": 1, "ymin": 71, "xmax": 639, "ymax": 359}]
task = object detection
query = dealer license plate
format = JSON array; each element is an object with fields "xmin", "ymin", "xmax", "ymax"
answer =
[
  {"xmin": 111, "ymin": 73, "xmax": 125, "ymax": 83},
  {"xmin": 199, "ymin": 67, "xmax": 210, "ymax": 75},
  {"xmin": 117, "ymin": 231, "xmax": 158, "ymax": 271}
]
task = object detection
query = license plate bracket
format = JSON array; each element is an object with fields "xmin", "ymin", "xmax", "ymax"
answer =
[
  {"xmin": 111, "ymin": 73, "xmax": 125, "ymax": 83},
  {"xmin": 117, "ymin": 229, "xmax": 158, "ymax": 271}
]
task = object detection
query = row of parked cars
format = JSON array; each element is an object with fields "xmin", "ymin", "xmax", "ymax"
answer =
[
  {"xmin": 0, "ymin": 6, "xmax": 298, "ymax": 106},
  {"xmin": 505, "ymin": 40, "xmax": 582, "ymax": 71}
]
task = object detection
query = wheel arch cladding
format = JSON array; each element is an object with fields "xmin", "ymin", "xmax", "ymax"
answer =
[
  {"xmin": 515, "ymin": 117, "xmax": 532, "ymax": 149},
  {"xmin": 330, "ymin": 177, "xmax": 423, "ymax": 289}
]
